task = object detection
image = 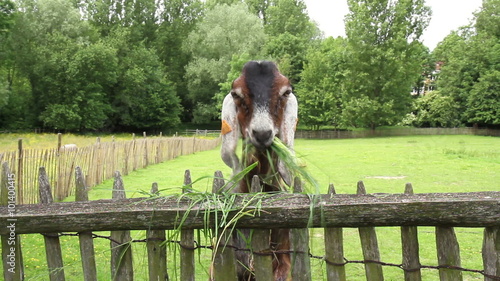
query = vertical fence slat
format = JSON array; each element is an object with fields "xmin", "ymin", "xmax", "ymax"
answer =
[
  {"xmin": 180, "ymin": 170, "xmax": 195, "ymax": 281},
  {"xmin": 483, "ymin": 227, "xmax": 499, "ymax": 281},
  {"xmin": 75, "ymin": 167, "xmax": 97, "ymax": 281},
  {"xmin": 401, "ymin": 183, "xmax": 422, "ymax": 281},
  {"xmin": 436, "ymin": 226, "xmax": 463, "ymax": 281},
  {"xmin": 211, "ymin": 171, "xmax": 238, "ymax": 281},
  {"xmin": 357, "ymin": 181, "xmax": 384, "ymax": 281},
  {"xmin": 291, "ymin": 177, "xmax": 312, "ymax": 281},
  {"xmin": 17, "ymin": 139, "xmax": 23, "ymax": 204},
  {"xmin": 110, "ymin": 171, "xmax": 133, "ymax": 281},
  {"xmin": 39, "ymin": 167, "xmax": 65, "ymax": 281},
  {"xmin": 325, "ymin": 183, "xmax": 346, "ymax": 281},
  {"xmin": 147, "ymin": 182, "xmax": 168, "ymax": 281},
  {"xmin": 1, "ymin": 162, "xmax": 24, "ymax": 281},
  {"xmin": 250, "ymin": 175, "xmax": 274, "ymax": 280},
  {"xmin": 143, "ymin": 132, "xmax": 148, "ymax": 167}
]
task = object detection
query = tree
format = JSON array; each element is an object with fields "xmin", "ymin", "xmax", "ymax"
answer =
[
  {"xmin": 343, "ymin": 0, "xmax": 431, "ymax": 129},
  {"xmin": 115, "ymin": 45, "xmax": 182, "ymax": 130},
  {"xmin": 245, "ymin": 0, "xmax": 272, "ymax": 24},
  {"xmin": 433, "ymin": 0, "xmax": 500, "ymax": 127},
  {"xmin": 432, "ymin": 29, "xmax": 474, "ymax": 121},
  {"xmin": 464, "ymin": 0, "xmax": 499, "ymax": 126},
  {"xmin": 0, "ymin": 0, "xmax": 16, "ymax": 110},
  {"xmin": 184, "ymin": 3, "xmax": 266, "ymax": 121},
  {"xmin": 38, "ymin": 41, "xmax": 117, "ymax": 130},
  {"xmin": 263, "ymin": 0, "xmax": 320, "ymax": 82},
  {"xmin": 466, "ymin": 70, "xmax": 500, "ymax": 126},
  {"xmin": 0, "ymin": 0, "xmax": 31, "ymax": 129},
  {"xmin": 0, "ymin": 0, "xmax": 15, "ymax": 34},
  {"xmin": 9, "ymin": 0, "xmax": 96, "ymax": 130},
  {"xmin": 6, "ymin": 0, "xmax": 185, "ymax": 131},
  {"xmin": 296, "ymin": 37, "xmax": 346, "ymax": 129},
  {"xmin": 155, "ymin": 0, "xmax": 203, "ymax": 121}
]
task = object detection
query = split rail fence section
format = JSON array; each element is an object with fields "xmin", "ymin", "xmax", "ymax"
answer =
[
  {"xmin": 0, "ymin": 134, "xmax": 221, "ymax": 204},
  {"xmin": 1, "ymin": 163, "xmax": 499, "ymax": 281}
]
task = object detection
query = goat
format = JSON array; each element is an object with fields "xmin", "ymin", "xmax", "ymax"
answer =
[
  {"xmin": 59, "ymin": 144, "xmax": 78, "ymax": 152},
  {"xmin": 221, "ymin": 61, "xmax": 298, "ymax": 281}
]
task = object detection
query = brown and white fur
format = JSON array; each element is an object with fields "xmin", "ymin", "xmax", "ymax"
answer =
[{"xmin": 221, "ymin": 61, "xmax": 298, "ymax": 281}]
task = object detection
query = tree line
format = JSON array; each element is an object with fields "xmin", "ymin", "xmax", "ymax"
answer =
[{"xmin": 0, "ymin": 0, "xmax": 498, "ymax": 132}]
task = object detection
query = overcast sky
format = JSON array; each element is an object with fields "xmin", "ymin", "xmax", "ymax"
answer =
[{"xmin": 303, "ymin": 0, "xmax": 483, "ymax": 50}]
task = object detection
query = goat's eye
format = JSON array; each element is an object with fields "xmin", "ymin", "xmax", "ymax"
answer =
[
  {"xmin": 231, "ymin": 91, "xmax": 239, "ymax": 99},
  {"xmin": 283, "ymin": 90, "xmax": 292, "ymax": 97}
]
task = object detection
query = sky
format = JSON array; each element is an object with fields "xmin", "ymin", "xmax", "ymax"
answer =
[{"xmin": 303, "ymin": 0, "xmax": 483, "ymax": 50}]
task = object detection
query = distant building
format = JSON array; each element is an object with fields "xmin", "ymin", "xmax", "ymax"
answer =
[{"xmin": 411, "ymin": 61, "xmax": 444, "ymax": 96}]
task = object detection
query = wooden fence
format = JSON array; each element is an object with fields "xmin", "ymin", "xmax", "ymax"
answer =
[
  {"xmin": 1, "ymin": 163, "xmax": 499, "ymax": 281},
  {"xmin": 0, "ymin": 134, "xmax": 221, "ymax": 204}
]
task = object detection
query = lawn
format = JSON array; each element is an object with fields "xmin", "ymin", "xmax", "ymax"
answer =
[{"xmin": 8, "ymin": 135, "xmax": 500, "ymax": 280}]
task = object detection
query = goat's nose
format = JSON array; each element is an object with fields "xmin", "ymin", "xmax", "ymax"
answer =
[{"xmin": 252, "ymin": 129, "xmax": 273, "ymax": 146}]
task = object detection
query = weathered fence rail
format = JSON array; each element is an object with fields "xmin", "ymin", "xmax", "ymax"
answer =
[
  {"xmin": 1, "ymin": 163, "xmax": 499, "ymax": 281},
  {"xmin": 2, "ymin": 191, "xmax": 498, "ymax": 234},
  {"xmin": 0, "ymin": 134, "xmax": 221, "ymax": 204}
]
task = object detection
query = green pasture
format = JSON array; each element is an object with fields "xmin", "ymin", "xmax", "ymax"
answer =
[{"xmin": 6, "ymin": 135, "xmax": 500, "ymax": 280}]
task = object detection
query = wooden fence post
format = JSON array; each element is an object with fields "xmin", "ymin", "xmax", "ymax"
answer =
[
  {"xmin": 132, "ymin": 134, "xmax": 138, "ymax": 172},
  {"xmin": 325, "ymin": 183, "xmax": 346, "ymax": 281},
  {"xmin": 111, "ymin": 136, "xmax": 116, "ymax": 179},
  {"xmin": 211, "ymin": 171, "xmax": 238, "ymax": 281},
  {"xmin": 39, "ymin": 167, "xmax": 65, "ymax": 281},
  {"xmin": 110, "ymin": 171, "xmax": 133, "ymax": 281},
  {"xmin": 94, "ymin": 138, "xmax": 101, "ymax": 185},
  {"xmin": 143, "ymin": 132, "xmax": 148, "ymax": 168},
  {"xmin": 147, "ymin": 182, "xmax": 168, "ymax": 281},
  {"xmin": 250, "ymin": 175, "xmax": 274, "ymax": 280},
  {"xmin": 75, "ymin": 167, "xmax": 97, "ymax": 281},
  {"xmin": 435, "ymin": 226, "xmax": 463, "ymax": 281},
  {"xmin": 291, "ymin": 177, "xmax": 312, "ymax": 281},
  {"xmin": 357, "ymin": 181, "xmax": 384, "ymax": 281},
  {"xmin": 1, "ymin": 162, "xmax": 24, "ymax": 281},
  {"xmin": 482, "ymin": 227, "xmax": 500, "ymax": 281},
  {"xmin": 57, "ymin": 133, "xmax": 62, "ymax": 150},
  {"xmin": 181, "ymin": 170, "xmax": 195, "ymax": 281},
  {"xmin": 401, "ymin": 183, "xmax": 422, "ymax": 281},
  {"xmin": 17, "ymin": 139, "xmax": 23, "ymax": 204}
]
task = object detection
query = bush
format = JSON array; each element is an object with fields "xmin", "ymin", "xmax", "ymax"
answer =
[{"xmin": 409, "ymin": 91, "xmax": 461, "ymax": 127}]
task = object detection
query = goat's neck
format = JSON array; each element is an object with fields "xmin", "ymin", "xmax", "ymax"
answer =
[{"xmin": 240, "ymin": 143, "xmax": 280, "ymax": 193}]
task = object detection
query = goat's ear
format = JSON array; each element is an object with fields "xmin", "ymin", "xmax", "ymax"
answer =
[
  {"xmin": 279, "ymin": 93, "xmax": 298, "ymax": 148},
  {"xmin": 221, "ymin": 93, "xmax": 241, "ymax": 175},
  {"xmin": 278, "ymin": 93, "xmax": 298, "ymax": 186}
]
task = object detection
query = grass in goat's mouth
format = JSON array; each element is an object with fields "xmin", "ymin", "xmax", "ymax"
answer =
[{"xmin": 269, "ymin": 137, "xmax": 319, "ymax": 193}]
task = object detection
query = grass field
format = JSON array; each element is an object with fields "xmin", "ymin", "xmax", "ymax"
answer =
[{"xmin": 6, "ymin": 135, "xmax": 500, "ymax": 280}]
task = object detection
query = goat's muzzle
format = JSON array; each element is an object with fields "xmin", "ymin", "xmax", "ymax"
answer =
[{"xmin": 251, "ymin": 129, "xmax": 274, "ymax": 150}]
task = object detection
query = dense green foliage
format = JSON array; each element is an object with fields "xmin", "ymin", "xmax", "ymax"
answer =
[
  {"xmin": 429, "ymin": 0, "xmax": 500, "ymax": 128},
  {"xmin": 0, "ymin": 0, "xmax": 498, "ymax": 131}
]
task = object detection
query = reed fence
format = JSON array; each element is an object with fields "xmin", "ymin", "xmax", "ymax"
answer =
[
  {"xmin": 0, "ymin": 134, "xmax": 221, "ymax": 204},
  {"xmin": 1, "ymin": 163, "xmax": 499, "ymax": 281}
]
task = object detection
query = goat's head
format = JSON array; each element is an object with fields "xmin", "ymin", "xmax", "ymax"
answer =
[
  {"xmin": 221, "ymin": 60, "xmax": 298, "ymax": 188},
  {"xmin": 230, "ymin": 61, "xmax": 293, "ymax": 150}
]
